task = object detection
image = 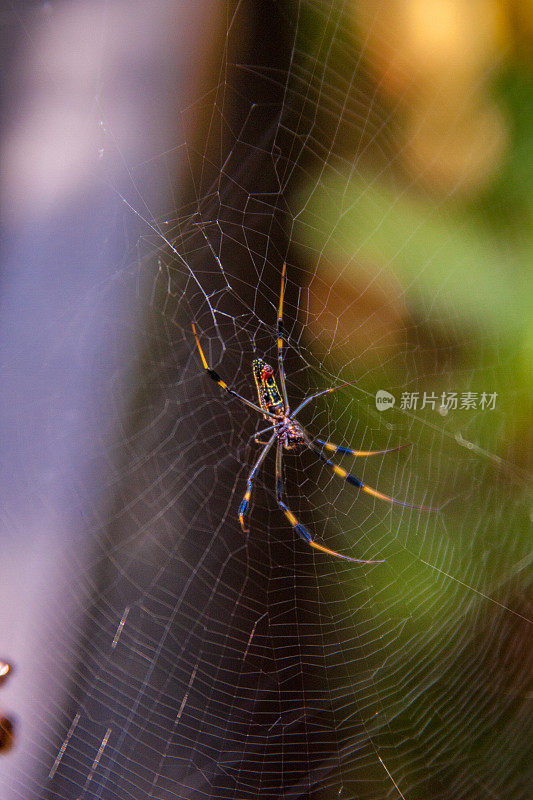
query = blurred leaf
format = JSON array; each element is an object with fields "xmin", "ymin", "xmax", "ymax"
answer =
[{"xmin": 301, "ymin": 175, "xmax": 530, "ymax": 340}]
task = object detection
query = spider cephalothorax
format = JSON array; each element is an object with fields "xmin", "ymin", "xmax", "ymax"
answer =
[
  {"xmin": 277, "ymin": 416, "xmax": 305, "ymax": 451},
  {"xmin": 192, "ymin": 262, "xmax": 436, "ymax": 563}
]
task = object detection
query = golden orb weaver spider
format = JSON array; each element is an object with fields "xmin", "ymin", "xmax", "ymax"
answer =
[{"xmin": 192, "ymin": 264, "xmax": 435, "ymax": 564}]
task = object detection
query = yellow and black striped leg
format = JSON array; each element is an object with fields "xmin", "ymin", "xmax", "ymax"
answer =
[
  {"xmin": 192, "ymin": 324, "xmax": 274, "ymax": 419},
  {"xmin": 305, "ymin": 435, "xmax": 437, "ymax": 512},
  {"xmin": 316, "ymin": 439, "xmax": 412, "ymax": 458},
  {"xmin": 275, "ymin": 442, "xmax": 383, "ymax": 563},
  {"xmin": 276, "ymin": 263, "xmax": 290, "ymax": 411},
  {"xmin": 238, "ymin": 433, "xmax": 277, "ymax": 533}
]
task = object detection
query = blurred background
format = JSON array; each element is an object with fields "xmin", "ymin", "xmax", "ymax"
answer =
[
  {"xmin": 0, "ymin": 1, "xmax": 531, "ymax": 798},
  {"xmin": 302, "ymin": 0, "xmax": 532, "ymax": 469}
]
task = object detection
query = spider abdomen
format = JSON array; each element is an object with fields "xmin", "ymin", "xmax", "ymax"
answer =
[{"xmin": 252, "ymin": 358, "xmax": 284, "ymax": 415}]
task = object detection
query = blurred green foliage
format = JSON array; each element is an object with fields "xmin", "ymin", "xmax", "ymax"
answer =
[{"xmin": 298, "ymin": 63, "xmax": 532, "ymax": 467}]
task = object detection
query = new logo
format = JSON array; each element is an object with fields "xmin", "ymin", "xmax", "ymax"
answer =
[{"xmin": 375, "ymin": 390, "xmax": 395, "ymax": 411}]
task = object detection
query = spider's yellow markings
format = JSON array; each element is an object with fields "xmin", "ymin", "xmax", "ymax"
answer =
[
  {"xmin": 277, "ymin": 262, "xmax": 286, "ymax": 322},
  {"xmin": 322, "ymin": 441, "xmax": 339, "ymax": 452},
  {"xmin": 363, "ymin": 486, "xmax": 395, "ymax": 503},
  {"xmin": 284, "ymin": 509, "xmax": 298, "ymax": 527},
  {"xmin": 192, "ymin": 324, "xmax": 229, "ymax": 389},
  {"xmin": 192, "ymin": 324, "xmax": 208, "ymax": 367},
  {"xmin": 333, "ymin": 464, "xmax": 347, "ymax": 478},
  {"xmin": 320, "ymin": 441, "xmax": 411, "ymax": 457},
  {"xmin": 308, "ymin": 540, "xmax": 382, "ymax": 563},
  {"xmin": 239, "ymin": 488, "xmax": 253, "ymax": 532}
]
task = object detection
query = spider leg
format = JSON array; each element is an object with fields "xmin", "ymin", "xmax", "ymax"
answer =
[
  {"xmin": 274, "ymin": 441, "xmax": 383, "ymax": 564},
  {"xmin": 303, "ymin": 434, "xmax": 437, "ymax": 512},
  {"xmin": 291, "ymin": 382, "xmax": 353, "ymax": 418},
  {"xmin": 253, "ymin": 424, "xmax": 280, "ymax": 445},
  {"xmin": 238, "ymin": 433, "xmax": 277, "ymax": 533},
  {"xmin": 244, "ymin": 422, "xmax": 283, "ymax": 446},
  {"xmin": 316, "ymin": 439, "xmax": 412, "ymax": 458},
  {"xmin": 192, "ymin": 324, "xmax": 276, "ymax": 420},
  {"xmin": 276, "ymin": 263, "xmax": 290, "ymax": 412}
]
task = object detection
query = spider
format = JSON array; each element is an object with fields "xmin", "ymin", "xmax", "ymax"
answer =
[{"xmin": 192, "ymin": 264, "xmax": 434, "ymax": 564}]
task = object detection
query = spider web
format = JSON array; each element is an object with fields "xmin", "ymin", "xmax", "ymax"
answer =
[{"xmin": 4, "ymin": 2, "xmax": 531, "ymax": 799}]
